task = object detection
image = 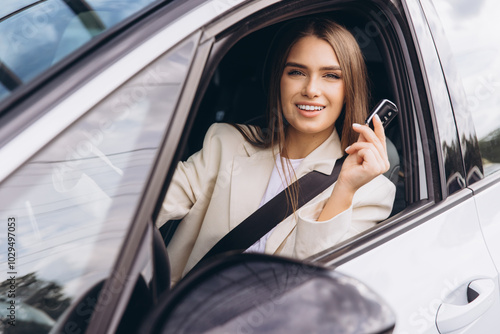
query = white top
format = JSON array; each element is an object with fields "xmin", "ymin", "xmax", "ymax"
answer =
[{"xmin": 245, "ymin": 155, "xmax": 303, "ymax": 253}]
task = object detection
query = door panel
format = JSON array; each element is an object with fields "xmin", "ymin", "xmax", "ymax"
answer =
[
  {"xmin": 337, "ymin": 192, "xmax": 500, "ymax": 333},
  {"xmin": 473, "ymin": 179, "xmax": 500, "ymax": 275}
]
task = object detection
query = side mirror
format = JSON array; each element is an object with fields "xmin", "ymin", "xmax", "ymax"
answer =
[{"xmin": 141, "ymin": 253, "xmax": 395, "ymax": 333}]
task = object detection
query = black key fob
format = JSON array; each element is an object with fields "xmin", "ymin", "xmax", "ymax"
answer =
[{"xmin": 365, "ymin": 99, "xmax": 398, "ymax": 129}]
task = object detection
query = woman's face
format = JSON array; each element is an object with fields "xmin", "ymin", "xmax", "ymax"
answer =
[{"xmin": 280, "ymin": 36, "xmax": 345, "ymax": 142}]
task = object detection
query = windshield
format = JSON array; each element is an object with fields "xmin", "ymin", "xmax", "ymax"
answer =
[{"xmin": 0, "ymin": 0, "xmax": 159, "ymax": 104}]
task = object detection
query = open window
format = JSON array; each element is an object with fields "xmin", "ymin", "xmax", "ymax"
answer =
[
  {"xmin": 146, "ymin": 0, "xmax": 441, "ymax": 331},
  {"xmin": 160, "ymin": 1, "xmax": 429, "ymax": 250},
  {"xmin": 184, "ymin": 7, "xmax": 426, "ymax": 218}
]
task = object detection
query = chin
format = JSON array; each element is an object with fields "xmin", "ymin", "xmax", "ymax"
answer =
[{"xmin": 296, "ymin": 125, "xmax": 333, "ymax": 136}]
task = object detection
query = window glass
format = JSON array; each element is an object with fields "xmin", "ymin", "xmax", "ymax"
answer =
[
  {"xmin": 0, "ymin": 0, "xmax": 160, "ymax": 104},
  {"xmin": 0, "ymin": 82, "xmax": 8, "ymax": 101},
  {"xmin": 0, "ymin": 35, "xmax": 197, "ymax": 333},
  {"xmin": 0, "ymin": 0, "xmax": 39, "ymax": 19},
  {"xmin": 432, "ymin": 0, "xmax": 500, "ymax": 175}
]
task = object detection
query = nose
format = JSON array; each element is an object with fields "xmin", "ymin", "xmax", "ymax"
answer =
[{"xmin": 302, "ymin": 76, "xmax": 321, "ymax": 98}]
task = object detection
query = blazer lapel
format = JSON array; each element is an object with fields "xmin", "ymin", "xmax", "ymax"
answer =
[{"xmin": 229, "ymin": 142, "xmax": 275, "ymax": 230}]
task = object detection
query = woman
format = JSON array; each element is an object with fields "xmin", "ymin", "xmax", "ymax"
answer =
[{"xmin": 157, "ymin": 18, "xmax": 396, "ymax": 285}]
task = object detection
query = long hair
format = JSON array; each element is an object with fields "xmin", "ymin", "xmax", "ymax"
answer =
[{"xmin": 233, "ymin": 18, "xmax": 369, "ymax": 210}]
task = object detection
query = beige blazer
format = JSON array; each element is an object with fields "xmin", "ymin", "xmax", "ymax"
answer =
[{"xmin": 157, "ymin": 123, "xmax": 396, "ymax": 284}]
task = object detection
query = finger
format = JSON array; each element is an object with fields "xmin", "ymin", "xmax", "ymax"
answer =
[
  {"xmin": 352, "ymin": 122, "xmax": 386, "ymax": 154},
  {"xmin": 372, "ymin": 114, "xmax": 387, "ymax": 145},
  {"xmin": 353, "ymin": 122, "xmax": 381, "ymax": 143},
  {"xmin": 357, "ymin": 148, "xmax": 389, "ymax": 174},
  {"xmin": 357, "ymin": 131, "xmax": 366, "ymax": 143},
  {"xmin": 346, "ymin": 142, "xmax": 383, "ymax": 159},
  {"xmin": 346, "ymin": 142, "xmax": 390, "ymax": 171}
]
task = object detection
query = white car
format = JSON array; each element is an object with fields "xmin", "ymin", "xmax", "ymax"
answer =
[{"xmin": 1, "ymin": 0, "xmax": 500, "ymax": 333}]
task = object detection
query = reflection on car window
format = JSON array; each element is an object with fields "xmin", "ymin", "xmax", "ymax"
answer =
[
  {"xmin": 0, "ymin": 0, "xmax": 159, "ymax": 104},
  {"xmin": 0, "ymin": 81, "xmax": 8, "ymax": 101},
  {"xmin": 0, "ymin": 35, "xmax": 197, "ymax": 333},
  {"xmin": 0, "ymin": 0, "xmax": 40, "ymax": 19},
  {"xmin": 433, "ymin": 0, "xmax": 500, "ymax": 176}
]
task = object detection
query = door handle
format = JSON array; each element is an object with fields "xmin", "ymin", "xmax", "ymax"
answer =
[{"xmin": 436, "ymin": 278, "xmax": 496, "ymax": 333}]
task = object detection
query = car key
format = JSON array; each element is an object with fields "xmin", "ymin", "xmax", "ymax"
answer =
[{"xmin": 365, "ymin": 99, "xmax": 399, "ymax": 129}]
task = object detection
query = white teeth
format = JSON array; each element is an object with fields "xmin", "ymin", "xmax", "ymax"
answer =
[{"xmin": 296, "ymin": 104, "xmax": 325, "ymax": 111}]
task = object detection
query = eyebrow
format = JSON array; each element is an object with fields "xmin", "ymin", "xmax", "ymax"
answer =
[{"xmin": 285, "ymin": 62, "xmax": 342, "ymax": 71}]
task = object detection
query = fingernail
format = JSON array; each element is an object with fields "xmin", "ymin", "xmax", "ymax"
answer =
[
  {"xmin": 345, "ymin": 145, "xmax": 351, "ymax": 152},
  {"xmin": 375, "ymin": 114, "xmax": 381, "ymax": 121},
  {"xmin": 352, "ymin": 123, "xmax": 361, "ymax": 128}
]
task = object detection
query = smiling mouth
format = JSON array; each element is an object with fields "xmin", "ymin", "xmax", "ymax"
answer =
[{"xmin": 296, "ymin": 104, "xmax": 325, "ymax": 111}]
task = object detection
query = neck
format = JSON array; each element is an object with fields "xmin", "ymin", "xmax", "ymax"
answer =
[{"xmin": 283, "ymin": 127, "xmax": 334, "ymax": 159}]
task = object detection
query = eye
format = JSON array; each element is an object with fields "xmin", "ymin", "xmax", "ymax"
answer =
[
  {"xmin": 287, "ymin": 69, "xmax": 305, "ymax": 76},
  {"xmin": 324, "ymin": 73, "xmax": 341, "ymax": 80}
]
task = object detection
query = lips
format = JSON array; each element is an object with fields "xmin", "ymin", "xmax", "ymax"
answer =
[
  {"xmin": 295, "ymin": 103, "xmax": 325, "ymax": 118},
  {"xmin": 296, "ymin": 104, "xmax": 325, "ymax": 111}
]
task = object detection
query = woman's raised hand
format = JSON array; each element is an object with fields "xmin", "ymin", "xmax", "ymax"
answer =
[
  {"xmin": 339, "ymin": 114, "xmax": 390, "ymax": 193},
  {"xmin": 317, "ymin": 114, "xmax": 389, "ymax": 221}
]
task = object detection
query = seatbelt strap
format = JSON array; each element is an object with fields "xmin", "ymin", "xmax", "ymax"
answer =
[{"xmin": 200, "ymin": 155, "xmax": 347, "ymax": 262}]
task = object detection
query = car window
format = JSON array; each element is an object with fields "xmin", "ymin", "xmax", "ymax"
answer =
[
  {"xmin": 0, "ymin": 0, "xmax": 160, "ymax": 104},
  {"xmin": 164, "ymin": 8, "xmax": 414, "ymax": 271},
  {"xmin": 0, "ymin": 34, "xmax": 197, "ymax": 333},
  {"xmin": 0, "ymin": 0, "xmax": 40, "ymax": 18},
  {"xmin": 431, "ymin": 0, "xmax": 500, "ymax": 176}
]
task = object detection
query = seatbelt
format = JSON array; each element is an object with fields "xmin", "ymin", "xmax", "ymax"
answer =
[{"xmin": 200, "ymin": 155, "xmax": 347, "ymax": 262}]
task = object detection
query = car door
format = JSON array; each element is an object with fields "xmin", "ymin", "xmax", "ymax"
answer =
[
  {"xmin": 321, "ymin": 1, "xmax": 500, "ymax": 333},
  {"xmin": 420, "ymin": 0, "xmax": 500, "ymax": 284}
]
